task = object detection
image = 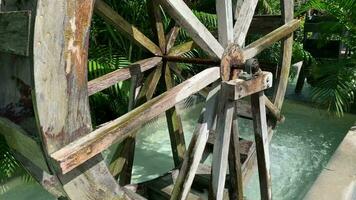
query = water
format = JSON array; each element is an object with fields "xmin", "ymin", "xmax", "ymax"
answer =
[
  {"xmin": 244, "ymin": 100, "xmax": 355, "ymax": 200},
  {"xmin": 129, "ymin": 97, "xmax": 355, "ymax": 200},
  {"xmin": 1, "ymin": 96, "xmax": 355, "ymax": 200}
]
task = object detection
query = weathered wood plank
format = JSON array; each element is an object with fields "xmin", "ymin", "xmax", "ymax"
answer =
[
  {"xmin": 128, "ymin": 73, "xmax": 144, "ymax": 111},
  {"xmin": 0, "ymin": 117, "xmax": 49, "ymax": 173},
  {"xmin": 236, "ymin": 100, "xmax": 252, "ymax": 119},
  {"xmin": 225, "ymin": 72, "xmax": 273, "ymax": 100},
  {"xmin": 148, "ymin": 0, "xmax": 166, "ymax": 53},
  {"xmin": 251, "ymin": 92, "xmax": 272, "ymax": 200},
  {"xmin": 119, "ymin": 65, "xmax": 163, "ymax": 185},
  {"xmin": 143, "ymin": 169, "xmax": 202, "ymax": 200},
  {"xmin": 233, "ymin": 0, "xmax": 259, "ymax": 47},
  {"xmin": 168, "ymin": 41, "xmax": 195, "ymax": 56},
  {"xmin": 242, "ymin": 19, "xmax": 300, "ymax": 61},
  {"xmin": 164, "ymin": 64, "xmax": 186, "ymax": 167},
  {"xmin": 33, "ymin": 1, "xmax": 129, "ymax": 199},
  {"xmin": 117, "ymin": 72, "xmax": 144, "ymax": 185},
  {"xmin": 109, "ymin": 67, "xmax": 162, "ymax": 183},
  {"xmin": 166, "ymin": 25, "xmax": 180, "ymax": 52},
  {"xmin": 163, "ymin": 56, "xmax": 219, "ymax": 65},
  {"xmin": 0, "ymin": 11, "xmax": 31, "ymax": 56},
  {"xmin": 51, "ymin": 67, "xmax": 221, "ymax": 174},
  {"xmin": 211, "ymin": 83, "xmax": 235, "ymax": 200},
  {"xmin": 94, "ymin": 0, "xmax": 162, "ymax": 55},
  {"xmin": 216, "ymin": 0, "xmax": 234, "ymax": 48},
  {"xmin": 12, "ymin": 151, "xmax": 66, "ymax": 198},
  {"xmin": 88, "ymin": 57, "xmax": 162, "ymax": 96},
  {"xmin": 170, "ymin": 84, "xmax": 219, "ymax": 200},
  {"xmin": 158, "ymin": 0, "xmax": 224, "ymax": 58},
  {"xmin": 273, "ymin": 0, "xmax": 294, "ymax": 109},
  {"xmin": 228, "ymin": 107, "xmax": 244, "ymax": 200},
  {"xmin": 264, "ymin": 95, "xmax": 284, "ymax": 122}
]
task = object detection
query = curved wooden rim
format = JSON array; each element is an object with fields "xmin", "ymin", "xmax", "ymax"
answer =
[{"xmin": 28, "ymin": 0, "xmax": 297, "ymax": 199}]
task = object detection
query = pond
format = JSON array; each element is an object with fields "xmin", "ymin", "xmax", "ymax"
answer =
[{"xmin": 1, "ymin": 89, "xmax": 355, "ymax": 200}]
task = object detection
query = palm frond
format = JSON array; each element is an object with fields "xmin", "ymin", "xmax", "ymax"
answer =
[{"xmin": 311, "ymin": 60, "xmax": 356, "ymax": 116}]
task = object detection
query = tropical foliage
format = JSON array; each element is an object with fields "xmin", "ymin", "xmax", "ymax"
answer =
[{"xmin": 298, "ymin": 0, "xmax": 356, "ymax": 116}]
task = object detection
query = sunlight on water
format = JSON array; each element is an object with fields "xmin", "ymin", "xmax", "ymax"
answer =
[
  {"xmin": 130, "ymin": 97, "xmax": 355, "ymax": 200},
  {"xmin": 1, "ymin": 96, "xmax": 355, "ymax": 200},
  {"xmin": 244, "ymin": 100, "xmax": 355, "ymax": 200}
]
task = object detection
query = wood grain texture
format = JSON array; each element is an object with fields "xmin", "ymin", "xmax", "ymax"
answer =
[
  {"xmin": 108, "ymin": 65, "xmax": 162, "ymax": 184},
  {"xmin": 273, "ymin": 0, "xmax": 294, "ymax": 109},
  {"xmin": 168, "ymin": 41, "xmax": 195, "ymax": 56},
  {"xmin": 158, "ymin": 0, "xmax": 224, "ymax": 58},
  {"xmin": 225, "ymin": 72, "xmax": 273, "ymax": 100},
  {"xmin": 170, "ymin": 85, "xmax": 219, "ymax": 200},
  {"xmin": 13, "ymin": 151, "xmax": 66, "ymax": 198},
  {"xmin": 0, "ymin": 117, "xmax": 49, "ymax": 173},
  {"xmin": 117, "ymin": 65, "xmax": 162, "ymax": 185},
  {"xmin": 94, "ymin": 0, "xmax": 162, "ymax": 56},
  {"xmin": 233, "ymin": 0, "xmax": 259, "ymax": 47},
  {"xmin": 216, "ymin": 0, "xmax": 234, "ymax": 48},
  {"xmin": 264, "ymin": 95, "xmax": 284, "ymax": 122},
  {"xmin": 164, "ymin": 64, "xmax": 186, "ymax": 167},
  {"xmin": 251, "ymin": 92, "xmax": 272, "ymax": 200},
  {"xmin": 228, "ymin": 108, "xmax": 244, "ymax": 200},
  {"xmin": 148, "ymin": 0, "xmax": 166, "ymax": 53},
  {"xmin": 116, "ymin": 73, "xmax": 144, "ymax": 185},
  {"xmin": 0, "ymin": 11, "xmax": 31, "ymax": 56},
  {"xmin": 51, "ymin": 67, "xmax": 221, "ymax": 174},
  {"xmin": 88, "ymin": 57, "xmax": 162, "ymax": 95},
  {"xmin": 211, "ymin": 83, "xmax": 235, "ymax": 200},
  {"xmin": 165, "ymin": 25, "xmax": 180, "ymax": 52},
  {"xmin": 33, "ymin": 1, "xmax": 132, "ymax": 199}
]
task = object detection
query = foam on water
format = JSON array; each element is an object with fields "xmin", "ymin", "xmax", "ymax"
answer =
[{"xmin": 1, "ymin": 96, "xmax": 355, "ymax": 200}]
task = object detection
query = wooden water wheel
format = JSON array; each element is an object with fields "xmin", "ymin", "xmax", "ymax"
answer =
[{"xmin": 0, "ymin": 0, "xmax": 299, "ymax": 199}]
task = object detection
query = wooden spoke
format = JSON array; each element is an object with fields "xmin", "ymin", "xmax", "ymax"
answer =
[
  {"xmin": 13, "ymin": 152, "xmax": 66, "ymax": 198},
  {"xmin": 211, "ymin": 83, "xmax": 235, "ymax": 200},
  {"xmin": 128, "ymin": 74, "xmax": 144, "ymax": 111},
  {"xmin": 142, "ymin": 65, "xmax": 163, "ymax": 100},
  {"xmin": 264, "ymin": 95, "xmax": 284, "ymax": 122},
  {"xmin": 88, "ymin": 57, "xmax": 162, "ymax": 96},
  {"xmin": 273, "ymin": 0, "xmax": 294, "ymax": 109},
  {"xmin": 242, "ymin": 19, "xmax": 300, "ymax": 61},
  {"xmin": 216, "ymin": 0, "xmax": 234, "ymax": 47},
  {"xmin": 251, "ymin": 92, "xmax": 272, "ymax": 200},
  {"xmin": 51, "ymin": 67, "xmax": 221, "ymax": 174},
  {"xmin": 164, "ymin": 63, "xmax": 186, "ymax": 167},
  {"xmin": 148, "ymin": 0, "xmax": 166, "ymax": 53},
  {"xmin": 0, "ymin": 117, "xmax": 49, "ymax": 173},
  {"xmin": 170, "ymin": 85, "xmax": 219, "ymax": 200},
  {"xmin": 115, "ymin": 72, "xmax": 144, "ymax": 185},
  {"xmin": 2, "ymin": 0, "xmax": 297, "ymax": 198},
  {"xmin": 166, "ymin": 25, "xmax": 181, "ymax": 52},
  {"xmin": 163, "ymin": 55, "xmax": 219, "ymax": 65},
  {"xmin": 158, "ymin": 0, "xmax": 224, "ymax": 58},
  {"xmin": 233, "ymin": 0, "xmax": 259, "ymax": 47},
  {"xmin": 109, "ymin": 66, "xmax": 162, "ymax": 182},
  {"xmin": 94, "ymin": 0, "xmax": 162, "ymax": 56},
  {"xmin": 168, "ymin": 41, "xmax": 195, "ymax": 56},
  {"xmin": 228, "ymin": 107, "xmax": 244, "ymax": 200}
]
